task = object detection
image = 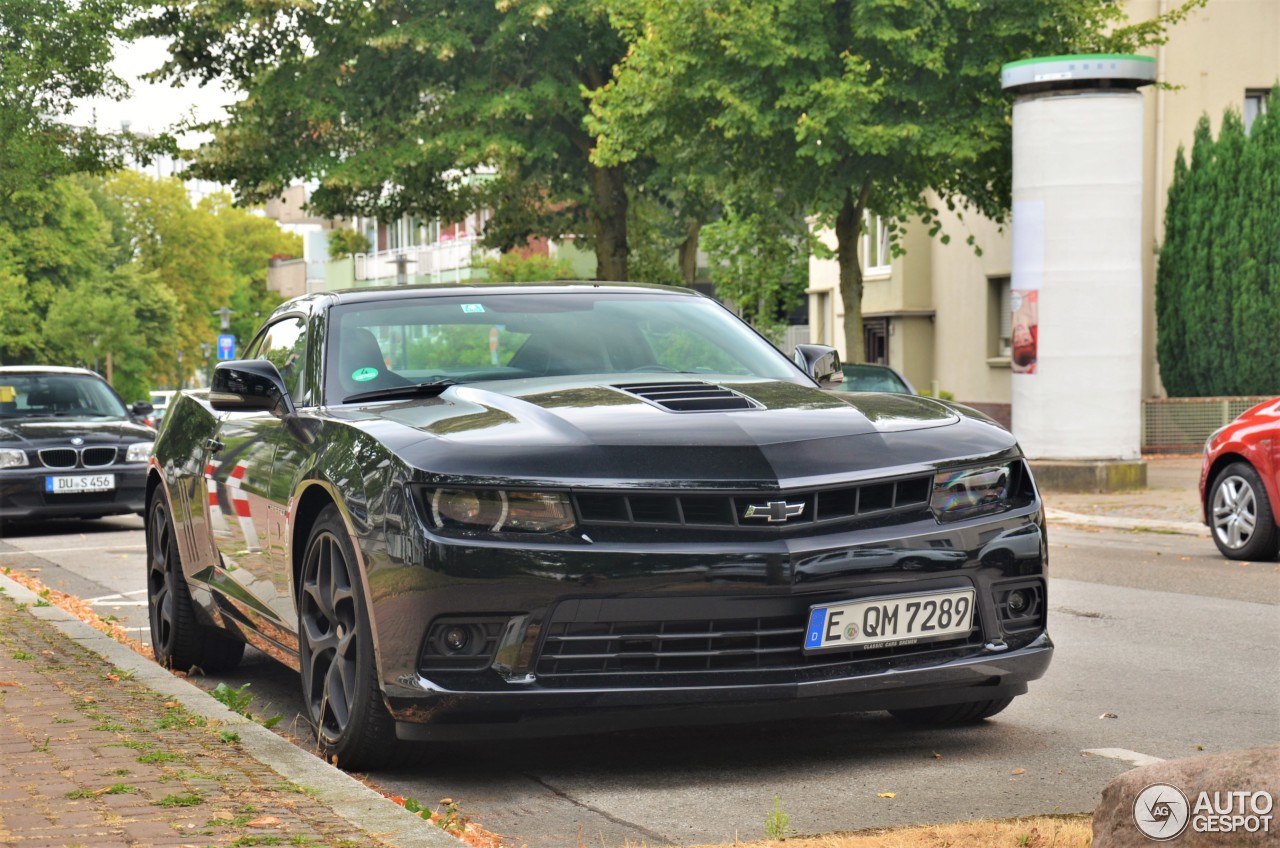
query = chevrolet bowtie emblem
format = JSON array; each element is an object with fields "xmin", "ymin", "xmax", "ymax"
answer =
[{"xmin": 743, "ymin": 500, "xmax": 805, "ymax": 522}]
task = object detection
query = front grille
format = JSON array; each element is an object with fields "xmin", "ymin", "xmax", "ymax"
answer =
[
  {"xmin": 38, "ymin": 449, "xmax": 77, "ymax": 469},
  {"xmin": 82, "ymin": 447, "xmax": 117, "ymax": 467},
  {"xmin": 534, "ymin": 596, "xmax": 984, "ymax": 683},
  {"xmin": 574, "ymin": 474, "xmax": 932, "ymax": 530},
  {"xmin": 36, "ymin": 447, "xmax": 118, "ymax": 469},
  {"xmin": 613, "ymin": 381, "xmax": 762, "ymax": 412}
]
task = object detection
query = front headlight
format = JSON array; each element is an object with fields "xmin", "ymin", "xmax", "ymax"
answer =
[
  {"xmin": 0, "ymin": 449, "xmax": 28, "ymax": 469},
  {"xmin": 931, "ymin": 464, "xmax": 1013, "ymax": 521},
  {"xmin": 125, "ymin": 442, "xmax": 154, "ymax": 463},
  {"xmin": 429, "ymin": 488, "xmax": 576, "ymax": 534}
]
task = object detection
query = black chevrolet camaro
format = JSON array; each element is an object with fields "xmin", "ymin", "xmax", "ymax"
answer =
[{"xmin": 146, "ymin": 283, "xmax": 1052, "ymax": 769}]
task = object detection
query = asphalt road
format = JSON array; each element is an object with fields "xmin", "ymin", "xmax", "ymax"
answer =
[{"xmin": 1, "ymin": 517, "xmax": 1277, "ymax": 846}]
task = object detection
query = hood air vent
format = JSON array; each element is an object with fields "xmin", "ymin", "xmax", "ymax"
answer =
[{"xmin": 613, "ymin": 381, "xmax": 762, "ymax": 413}]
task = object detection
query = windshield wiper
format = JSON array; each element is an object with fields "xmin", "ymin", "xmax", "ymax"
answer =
[{"xmin": 342, "ymin": 379, "xmax": 459, "ymax": 404}]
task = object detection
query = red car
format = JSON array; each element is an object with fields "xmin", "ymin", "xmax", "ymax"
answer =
[{"xmin": 1200, "ymin": 398, "xmax": 1280, "ymax": 561}]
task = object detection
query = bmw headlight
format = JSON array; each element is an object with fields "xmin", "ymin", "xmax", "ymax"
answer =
[
  {"xmin": 429, "ymin": 488, "xmax": 576, "ymax": 534},
  {"xmin": 931, "ymin": 464, "xmax": 1013, "ymax": 521},
  {"xmin": 0, "ymin": 449, "xmax": 28, "ymax": 469},
  {"xmin": 125, "ymin": 442, "xmax": 154, "ymax": 463}
]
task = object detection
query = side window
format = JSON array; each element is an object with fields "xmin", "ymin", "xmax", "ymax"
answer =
[{"xmin": 256, "ymin": 317, "xmax": 310, "ymax": 405}]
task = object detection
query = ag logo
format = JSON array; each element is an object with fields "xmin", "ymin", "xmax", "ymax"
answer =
[{"xmin": 1133, "ymin": 782, "xmax": 1190, "ymax": 841}]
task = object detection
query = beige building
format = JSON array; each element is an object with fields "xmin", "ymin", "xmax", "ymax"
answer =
[{"xmin": 807, "ymin": 0, "xmax": 1279, "ymax": 426}]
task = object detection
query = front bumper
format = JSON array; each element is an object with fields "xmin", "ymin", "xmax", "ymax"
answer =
[
  {"xmin": 0, "ymin": 465, "xmax": 148, "ymax": 520},
  {"xmin": 365, "ymin": 503, "xmax": 1053, "ymax": 740}
]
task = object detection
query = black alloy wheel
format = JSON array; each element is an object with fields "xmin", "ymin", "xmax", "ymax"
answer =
[
  {"xmin": 298, "ymin": 504, "xmax": 405, "ymax": 770},
  {"xmin": 1210, "ymin": 461, "xmax": 1279, "ymax": 561},
  {"xmin": 146, "ymin": 495, "xmax": 244, "ymax": 672}
]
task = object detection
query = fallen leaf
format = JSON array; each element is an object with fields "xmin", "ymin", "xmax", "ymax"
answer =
[
  {"xmin": 1099, "ymin": 712, "xmax": 1119, "ymax": 719},
  {"xmin": 1196, "ymin": 745, "xmax": 1204, "ymax": 751},
  {"xmin": 105, "ymin": 674, "xmax": 120, "ymax": 682},
  {"xmin": 931, "ymin": 751, "xmax": 942, "ymax": 760},
  {"xmin": 0, "ymin": 681, "xmax": 21, "ymax": 687},
  {"xmin": 877, "ymin": 792, "xmax": 896, "ymax": 798},
  {"xmin": 1011, "ymin": 768, "xmax": 1026, "ymax": 775},
  {"xmin": 162, "ymin": 701, "xmax": 179, "ymax": 708},
  {"xmin": 247, "ymin": 816, "xmax": 281, "ymax": 828}
]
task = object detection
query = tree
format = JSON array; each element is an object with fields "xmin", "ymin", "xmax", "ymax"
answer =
[
  {"xmin": 199, "ymin": 193, "xmax": 295, "ymax": 347},
  {"xmin": 591, "ymin": 0, "xmax": 1204, "ymax": 362},
  {"xmin": 136, "ymin": 0, "xmax": 644, "ymax": 280},
  {"xmin": 1157, "ymin": 92, "xmax": 1280, "ymax": 396},
  {"xmin": 0, "ymin": 0, "xmax": 166, "ymax": 201}
]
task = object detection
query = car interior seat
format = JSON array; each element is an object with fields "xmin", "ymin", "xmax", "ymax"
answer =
[{"xmin": 337, "ymin": 327, "xmax": 410, "ymax": 395}]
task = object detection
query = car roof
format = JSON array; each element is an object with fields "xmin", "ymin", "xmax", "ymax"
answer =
[
  {"xmin": 300, "ymin": 281, "xmax": 703, "ymax": 309},
  {"xmin": 0, "ymin": 366, "xmax": 104, "ymax": 378}
]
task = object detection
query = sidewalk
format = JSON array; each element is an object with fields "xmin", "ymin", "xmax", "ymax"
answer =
[
  {"xmin": 0, "ymin": 573, "xmax": 460, "ymax": 848},
  {"xmin": 0, "ymin": 456, "xmax": 1209, "ymax": 848},
  {"xmin": 1040, "ymin": 456, "xmax": 1209, "ymax": 537}
]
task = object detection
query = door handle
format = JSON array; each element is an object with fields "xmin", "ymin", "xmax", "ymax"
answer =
[{"xmin": 205, "ymin": 437, "xmax": 224, "ymax": 454}]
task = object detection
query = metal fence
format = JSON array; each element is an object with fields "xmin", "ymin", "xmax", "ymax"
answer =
[{"xmin": 1141, "ymin": 396, "xmax": 1274, "ymax": 454}]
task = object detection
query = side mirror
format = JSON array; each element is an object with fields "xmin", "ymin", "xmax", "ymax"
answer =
[
  {"xmin": 794, "ymin": 344, "xmax": 844, "ymax": 387},
  {"xmin": 130, "ymin": 401, "xmax": 154, "ymax": 417},
  {"xmin": 211, "ymin": 360, "xmax": 296, "ymax": 418}
]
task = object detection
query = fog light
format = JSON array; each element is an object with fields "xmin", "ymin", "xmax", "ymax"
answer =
[
  {"xmin": 1007, "ymin": 590, "xmax": 1029, "ymax": 614},
  {"xmin": 442, "ymin": 626, "xmax": 470, "ymax": 653}
]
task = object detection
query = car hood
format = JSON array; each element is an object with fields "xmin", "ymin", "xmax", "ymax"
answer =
[
  {"xmin": 331, "ymin": 378, "xmax": 1016, "ymax": 487},
  {"xmin": 0, "ymin": 418, "xmax": 154, "ymax": 446}
]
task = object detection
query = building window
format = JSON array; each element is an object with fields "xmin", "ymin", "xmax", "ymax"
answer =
[
  {"xmin": 862, "ymin": 213, "xmax": 891, "ymax": 275},
  {"xmin": 1245, "ymin": 89, "xmax": 1270, "ymax": 134},
  {"xmin": 990, "ymin": 276, "xmax": 1012, "ymax": 358}
]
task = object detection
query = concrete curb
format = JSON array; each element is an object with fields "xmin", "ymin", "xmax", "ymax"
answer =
[
  {"xmin": 0, "ymin": 572, "xmax": 462, "ymax": 848},
  {"xmin": 1045, "ymin": 509, "xmax": 1209, "ymax": 538}
]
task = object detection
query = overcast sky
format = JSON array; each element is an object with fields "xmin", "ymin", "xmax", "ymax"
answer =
[{"xmin": 70, "ymin": 37, "xmax": 238, "ymax": 138}]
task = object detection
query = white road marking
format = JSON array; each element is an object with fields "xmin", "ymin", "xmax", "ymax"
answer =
[
  {"xmin": 91, "ymin": 600, "xmax": 147, "ymax": 607},
  {"xmin": 1083, "ymin": 748, "xmax": 1166, "ymax": 768},
  {"xmin": 85, "ymin": 590, "xmax": 147, "ymax": 603}
]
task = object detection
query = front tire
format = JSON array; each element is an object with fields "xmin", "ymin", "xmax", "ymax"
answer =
[
  {"xmin": 146, "ymin": 495, "xmax": 244, "ymax": 673},
  {"xmin": 1209, "ymin": 462, "xmax": 1279, "ymax": 561},
  {"xmin": 298, "ymin": 505, "xmax": 406, "ymax": 770},
  {"xmin": 890, "ymin": 697, "xmax": 1014, "ymax": 726}
]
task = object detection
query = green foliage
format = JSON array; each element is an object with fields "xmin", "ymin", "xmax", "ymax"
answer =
[
  {"xmin": 1157, "ymin": 91, "xmax": 1280, "ymax": 396},
  {"xmin": 701, "ymin": 196, "xmax": 816, "ymax": 343},
  {"xmin": 0, "ymin": 0, "xmax": 170, "ymax": 201},
  {"xmin": 764, "ymin": 795, "xmax": 793, "ymax": 840},
  {"xmin": 136, "ymin": 0, "xmax": 642, "ymax": 279},
  {"xmin": 210, "ymin": 681, "xmax": 283, "ymax": 729},
  {"xmin": 592, "ymin": 0, "xmax": 1204, "ymax": 360},
  {"xmin": 475, "ymin": 252, "xmax": 576, "ymax": 283},
  {"xmin": 327, "ymin": 228, "xmax": 370, "ymax": 259}
]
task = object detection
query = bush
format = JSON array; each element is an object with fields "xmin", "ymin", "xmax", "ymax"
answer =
[
  {"xmin": 475, "ymin": 251, "xmax": 576, "ymax": 282},
  {"xmin": 327, "ymin": 228, "xmax": 371, "ymax": 258}
]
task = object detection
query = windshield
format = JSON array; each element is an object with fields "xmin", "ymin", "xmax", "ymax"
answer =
[
  {"xmin": 0, "ymin": 373, "xmax": 129, "ymax": 419},
  {"xmin": 325, "ymin": 291, "xmax": 803, "ymax": 402}
]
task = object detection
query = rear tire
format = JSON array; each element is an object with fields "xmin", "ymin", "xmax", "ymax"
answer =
[
  {"xmin": 298, "ymin": 505, "xmax": 411, "ymax": 771},
  {"xmin": 1209, "ymin": 462, "xmax": 1279, "ymax": 561},
  {"xmin": 890, "ymin": 697, "xmax": 1014, "ymax": 726},
  {"xmin": 146, "ymin": 495, "xmax": 244, "ymax": 673}
]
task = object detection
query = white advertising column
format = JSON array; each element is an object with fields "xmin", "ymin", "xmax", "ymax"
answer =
[{"xmin": 1001, "ymin": 56, "xmax": 1156, "ymax": 462}]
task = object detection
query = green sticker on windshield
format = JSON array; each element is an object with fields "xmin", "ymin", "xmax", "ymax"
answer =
[
  {"xmin": 351, "ymin": 367, "xmax": 379, "ymax": 382},
  {"xmin": 462, "ymin": 303, "xmax": 485, "ymax": 313}
]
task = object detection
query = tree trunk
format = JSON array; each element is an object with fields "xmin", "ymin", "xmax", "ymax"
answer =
[
  {"xmin": 588, "ymin": 162, "xmax": 629, "ymax": 281},
  {"xmin": 836, "ymin": 182, "xmax": 871, "ymax": 364},
  {"xmin": 677, "ymin": 218, "xmax": 701, "ymax": 285}
]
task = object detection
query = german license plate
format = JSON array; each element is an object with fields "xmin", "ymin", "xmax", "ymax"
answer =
[
  {"xmin": 804, "ymin": 589, "xmax": 975, "ymax": 652},
  {"xmin": 45, "ymin": 474, "xmax": 115, "ymax": 494}
]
